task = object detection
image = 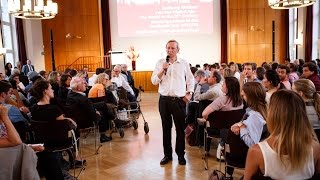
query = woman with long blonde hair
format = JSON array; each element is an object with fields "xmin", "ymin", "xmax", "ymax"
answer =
[{"xmin": 244, "ymin": 90, "xmax": 320, "ymax": 179}]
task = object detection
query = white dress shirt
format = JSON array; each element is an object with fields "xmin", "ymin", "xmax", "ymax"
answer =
[
  {"xmin": 111, "ymin": 75, "xmax": 135, "ymax": 95},
  {"xmin": 151, "ymin": 57, "xmax": 194, "ymax": 97},
  {"xmin": 88, "ymin": 74, "xmax": 98, "ymax": 86}
]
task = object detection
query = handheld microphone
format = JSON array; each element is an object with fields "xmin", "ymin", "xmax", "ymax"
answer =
[{"xmin": 165, "ymin": 55, "xmax": 170, "ymax": 75}]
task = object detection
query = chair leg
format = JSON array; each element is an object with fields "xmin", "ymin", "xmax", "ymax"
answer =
[{"xmin": 203, "ymin": 129, "xmax": 208, "ymax": 170}]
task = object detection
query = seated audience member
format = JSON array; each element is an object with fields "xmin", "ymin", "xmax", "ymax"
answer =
[
  {"xmin": 223, "ymin": 68, "xmax": 234, "ymax": 78},
  {"xmin": 25, "ymin": 71, "xmax": 40, "ymax": 92},
  {"xmin": 0, "ymin": 73, "xmax": 5, "ymax": 81},
  {"xmin": 121, "ymin": 64, "xmax": 140, "ymax": 98},
  {"xmin": 227, "ymin": 82, "xmax": 267, "ymax": 178},
  {"xmin": 88, "ymin": 68, "xmax": 105, "ymax": 87},
  {"xmin": 88, "ymin": 73, "xmax": 109, "ymax": 98},
  {"xmin": 0, "ymin": 105, "xmax": 22, "ymax": 147},
  {"xmin": 5, "ymin": 63, "xmax": 13, "ymax": 79},
  {"xmin": 68, "ymin": 69, "xmax": 78, "ymax": 77},
  {"xmin": 29, "ymin": 79, "xmax": 76, "ymax": 128},
  {"xmin": 10, "ymin": 73, "xmax": 26, "ymax": 94},
  {"xmin": 231, "ymin": 82, "xmax": 267, "ymax": 147},
  {"xmin": 82, "ymin": 66, "xmax": 89, "ymax": 83},
  {"xmin": 48, "ymin": 71, "xmax": 61, "ymax": 98},
  {"xmin": 288, "ymin": 63, "xmax": 299, "ymax": 83},
  {"xmin": 7, "ymin": 80, "xmax": 25, "ymax": 108},
  {"xmin": 185, "ymin": 69, "xmax": 208, "ymax": 127},
  {"xmin": 111, "ymin": 65, "xmax": 136, "ymax": 102},
  {"xmin": 302, "ymin": 62, "xmax": 320, "ymax": 91},
  {"xmin": 0, "ymin": 81, "xmax": 29, "ymax": 140},
  {"xmin": 58, "ymin": 74, "xmax": 72, "ymax": 100},
  {"xmin": 262, "ymin": 70, "xmax": 285, "ymax": 105},
  {"xmin": 29, "ymin": 79, "xmax": 80, "ymax": 179},
  {"xmin": 230, "ymin": 63, "xmax": 240, "ymax": 80},
  {"xmin": 256, "ymin": 67, "xmax": 265, "ymax": 82},
  {"xmin": 12, "ymin": 68, "xmax": 29, "ymax": 87},
  {"xmin": 244, "ymin": 90, "xmax": 320, "ymax": 179},
  {"xmin": 292, "ymin": 79, "xmax": 320, "ymax": 132},
  {"xmin": 38, "ymin": 70, "xmax": 48, "ymax": 80},
  {"xmin": 194, "ymin": 71, "xmax": 223, "ymax": 102},
  {"xmin": 202, "ymin": 77, "xmax": 243, "ymax": 154},
  {"xmin": 194, "ymin": 69, "xmax": 209, "ymax": 95},
  {"xmin": 240, "ymin": 63, "xmax": 259, "ymax": 88},
  {"xmin": 66, "ymin": 77, "xmax": 112, "ymax": 143},
  {"xmin": 0, "ymin": 105, "xmax": 42, "ymax": 180},
  {"xmin": 277, "ymin": 64, "xmax": 292, "ymax": 90},
  {"xmin": 271, "ymin": 62, "xmax": 279, "ymax": 71}
]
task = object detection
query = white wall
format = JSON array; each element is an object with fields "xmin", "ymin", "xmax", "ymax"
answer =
[
  {"xmin": 109, "ymin": 0, "xmax": 221, "ymax": 71},
  {"xmin": 23, "ymin": 19, "xmax": 45, "ymax": 71}
]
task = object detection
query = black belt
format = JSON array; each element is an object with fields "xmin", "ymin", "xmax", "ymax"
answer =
[{"xmin": 160, "ymin": 95, "xmax": 184, "ymax": 101}]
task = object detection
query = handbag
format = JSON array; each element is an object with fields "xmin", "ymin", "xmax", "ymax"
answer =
[{"xmin": 185, "ymin": 124, "xmax": 194, "ymax": 137}]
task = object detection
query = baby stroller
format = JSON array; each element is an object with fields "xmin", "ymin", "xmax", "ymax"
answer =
[{"xmin": 109, "ymin": 84, "xmax": 149, "ymax": 138}]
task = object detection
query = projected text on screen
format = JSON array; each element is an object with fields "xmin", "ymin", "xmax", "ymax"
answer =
[{"xmin": 117, "ymin": 0, "xmax": 214, "ymax": 37}]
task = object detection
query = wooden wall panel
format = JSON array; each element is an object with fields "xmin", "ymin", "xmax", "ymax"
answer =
[
  {"xmin": 42, "ymin": 0, "xmax": 102, "ymax": 71},
  {"xmin": 228, "ymin": 0, "xmax": 287, "ymax": 65},
  {"xmin": 131, "ymin": 71, "xmax": 158, "ymax": 92}
]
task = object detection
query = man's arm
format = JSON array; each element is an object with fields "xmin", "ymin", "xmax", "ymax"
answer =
[
  {"xmin": 185, "ymin": 62, "xmax": 195, "ymax": 93},
  {"xmin": 195, "ymin": 89, "xmax": 217, "ymax": 101},
  {"xmin": 120, "ymin": 76, "xmax": 134, "ymax": 95},
  {"xmin": 151, "ymin": 59, "xmax": 167, "ymax": 85},
  {"xmin": 21, "ymin": 65, "xmax": 26, "ymax": 75}
]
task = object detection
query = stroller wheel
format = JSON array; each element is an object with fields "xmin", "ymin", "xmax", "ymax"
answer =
[
  {"xmin": 119, "ymin": 128, "xmax": 124, "ymax": 138},
  {"xmin": 132, "ymin": 119, "xmax": 138, "ymax": 130},
  {"xmin": 144, "ymin": 122, "xmax": 149, "ymax": 134}
]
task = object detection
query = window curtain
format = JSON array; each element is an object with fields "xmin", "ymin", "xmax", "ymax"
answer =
[
  {"xmin": 101, "ymin": 0, "xmax": 112, "ymax": 69},
  {"xmin": 220, "ymin": 0, "xmax": 228, "ymax": 64},
  {"xmin": 284, "ymin": 10, "xmax": 290, "ymax": 59},
  {"xmin": 15, "ymin": 18, "xmax": 27, "ymax": 68},
  {"xmin": 304, "ymin": 6, "xmax": 313, "ymax": 62}
]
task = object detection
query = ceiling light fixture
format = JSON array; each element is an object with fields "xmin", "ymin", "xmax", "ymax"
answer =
[{"xmin": 268, "ymin": 0, "xmax": 315, "ymax": 9}]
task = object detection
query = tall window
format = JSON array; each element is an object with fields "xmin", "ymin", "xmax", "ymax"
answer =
[{"xmin": 0, "ymin": 0, "xmax": 15, "ymax": 66}]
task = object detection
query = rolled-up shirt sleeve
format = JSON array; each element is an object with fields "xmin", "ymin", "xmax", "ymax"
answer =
[
  {"xmin": 240, "ymin": 113, "xmax": 266, "ymax": 147},
  {"xmin": 185, "ymin": 63, "xmax": 195, "ymax": 93},
  {"xmin": 151, "ymin": 60, "xmax": 163, "ymax": 85}
]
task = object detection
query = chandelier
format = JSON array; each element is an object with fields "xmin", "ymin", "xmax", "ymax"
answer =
[
  {"xmin": 8, "ymin": 0, "xmax": 58, "ymax": 20},
  {"xmin": 268, "ymin": 0, "xmax": 316, "ymax": 9}
]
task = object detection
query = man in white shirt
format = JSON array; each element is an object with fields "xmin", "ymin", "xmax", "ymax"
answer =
[
  {"xmin": 151, "ymin": 40, "xmax": 194, "ymax": 166},
  {"xmin": 111, "ymin": 65, "xmax": 135, "ymax": 101},
  {"xmin": 88, "ymin": 68, "xmax": 104, "ymax": 87}
]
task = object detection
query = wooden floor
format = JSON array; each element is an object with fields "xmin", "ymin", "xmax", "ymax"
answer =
[{"xmin": 74, "ymin": 92, "xmax": 243, "ymax": 180}]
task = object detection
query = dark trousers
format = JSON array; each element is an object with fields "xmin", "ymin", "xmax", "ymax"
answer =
[
  {"xmin": 159, "ymin": 96, "xmax": 186, "ymax": 157},
  {"xmin": 37, "ymin": 151, "xmax": 64, "ymax": 180}
]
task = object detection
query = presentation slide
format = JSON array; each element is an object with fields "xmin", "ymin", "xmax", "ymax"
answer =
[
  {"xmin": 109, "ymin": 0, "xmax": 220, "ymax": 71},
  {"xmin": 117, "ymin": 0, "xmax": 214, "ymax": 37}
]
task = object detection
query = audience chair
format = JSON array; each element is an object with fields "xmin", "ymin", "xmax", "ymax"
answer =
[
  {"xmin": 203, "ymin": 109, "xmax": 245, "ymax": 170},
  {"xmin": 222, "ymin": 126, "xmax": 249, "ymax": 178},
  {"xmin": 63, "ymin": 104, "xmax": 102, "ymax": 155},
  {"xmin": 30, "ymin": 119, "xmax": 85, "ymax": 179}
]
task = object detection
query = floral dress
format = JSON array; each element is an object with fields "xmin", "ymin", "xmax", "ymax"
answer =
[{"xmin": 0, "ymin": 123, "xmax": 7, "ymax": 138}]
